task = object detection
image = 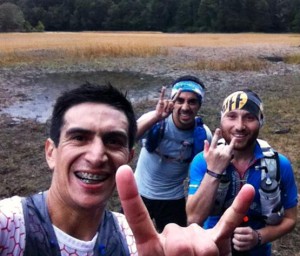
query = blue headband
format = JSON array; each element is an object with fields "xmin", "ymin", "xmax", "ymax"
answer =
[{"xmin": 171, "ymin": 81, "xmax": 205, "ymax": 102}]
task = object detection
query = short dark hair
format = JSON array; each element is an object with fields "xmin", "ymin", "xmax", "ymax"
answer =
[{"xmin": 49, "ymin": 82, "xmax": 137, "ymax": 149}]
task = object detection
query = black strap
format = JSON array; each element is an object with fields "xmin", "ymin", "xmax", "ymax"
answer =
[{"xmin": 22, "ymin": 192, "xmax": 130, "ymax": 256}]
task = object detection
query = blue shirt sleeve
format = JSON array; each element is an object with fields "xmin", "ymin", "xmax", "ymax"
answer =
[
  {"xmin": 279, "ymin": 153, "xmax": 298, "ymax": 209},
  {"xmin": 188, "ymin": 152, "xmax": 207, "ymax": 195}
]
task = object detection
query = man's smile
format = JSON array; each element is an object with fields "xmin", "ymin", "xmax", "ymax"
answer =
[{"xmin": 75, "ymin": 171, "xmax": 109, "ymax": 184}]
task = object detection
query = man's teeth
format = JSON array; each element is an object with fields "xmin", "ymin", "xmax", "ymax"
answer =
[{"xmin": 75, "ymin": 172, "xmax": 107, "ymax": 184}]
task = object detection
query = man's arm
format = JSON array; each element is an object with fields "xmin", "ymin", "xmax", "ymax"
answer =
[
  {"xmin": 233, "ymin": 153, "xmax": 298, "ymax": 252},
  {"xmin": 136, "ymin": 110, "xmax": 160, "ymax": 140},
  {"xmin": 186, "ymin": 129, "xmax": 235, "ymax": 225},
  {"xmin": 232, "ymin": 207, "xmax": 297, "ymax": 251},
  {"xmin": 116, "ymin": 164, "xmax": 255, "ymax": 256},
  {"xmin": 186, "ymin": 169, "xmax": 221, "ymax": 225},
  {"xmin": 136, "ymin": 86, "xmax": 178, "ymax": 140}
]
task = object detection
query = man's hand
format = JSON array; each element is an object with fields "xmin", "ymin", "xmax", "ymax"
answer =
[
  {"xmin": 232, "ymin": 227, "xmax": 259, "ymax": 252},
  {"xmin": 155, "ymin": 86, "xmax": 180, "ymax": 120},
  {"xmin": 204, "ymin": 128, "xmax": 235, "ymax": 175},
  {"xmin": 116, "ymin": 165, "xmax": 255, "ymax": 256}
]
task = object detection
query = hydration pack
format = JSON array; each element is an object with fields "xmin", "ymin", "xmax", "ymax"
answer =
[
  {"xmin": 21, "ymin": 192, "xmax": 130, "ymax": 256},
  {"xmin": 145, "ymin": 116, "xmax": 207, "ymax": 158},
  {"xmin": 214, "ymin": 139, "xmax": 283, "ymax": 225},
  {"xmin": 257, "ymin": 139, "xmax": 284, "ymax": 225}
]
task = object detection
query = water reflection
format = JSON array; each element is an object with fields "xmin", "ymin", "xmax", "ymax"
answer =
[{"xmin": 2, "ymin": 71, "xmax": 171, "ymax": 123}]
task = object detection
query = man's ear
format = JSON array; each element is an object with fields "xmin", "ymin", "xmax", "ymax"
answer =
[{"xmin": 45, "ymin": 138, "xmax": 56, "ymax": 171}]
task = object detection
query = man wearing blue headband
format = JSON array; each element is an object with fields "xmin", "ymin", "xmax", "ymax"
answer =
[
  {"xmin": 187, "ymin": 89, "xmax": 298, "ymax": 255},
  {"xmin": 134, "ymin": 75, "xmax": 212, "ymax": 232}
]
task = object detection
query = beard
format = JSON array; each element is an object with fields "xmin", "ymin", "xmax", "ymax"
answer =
[{"xmin": 221, "ymin": 127, "xmax": 259, "ymax": 152}]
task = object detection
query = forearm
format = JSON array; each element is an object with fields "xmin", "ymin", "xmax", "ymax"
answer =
[
  {"xmin": 257, "ymin": 207, "xmax": 297, "ymax": 245},
  {"xmin": 136, "ymin": 111, "xmax": 160, "ymax": 139},
  {"xmin": 186, "ymin": 174, "xmax": 220, "ymax": 225}
]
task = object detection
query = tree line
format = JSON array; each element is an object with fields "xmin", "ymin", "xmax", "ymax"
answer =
[{"xmin": 0, "ymin": 0, "xmax": 300, "ymax": 33}]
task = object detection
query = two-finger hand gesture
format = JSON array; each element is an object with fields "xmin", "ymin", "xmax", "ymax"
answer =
[{"xmin": 155, "ymin": 86, "xmax": 180, "ymax": 120}]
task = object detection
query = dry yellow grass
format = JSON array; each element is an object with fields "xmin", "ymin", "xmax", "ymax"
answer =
[
  {"xmin": 284, "ymin": 54, "xmax": 300, "ymax": 64},
  {"xmin": 185, "ymin": 57, "xmax": 269, "ymax": 71},
  {"xmin": 0, "ymin": 32, "xmax": 299, "ymax": 67},
  {"xmin": 1, "ymin": 32, "xmax": 300, "ymax": 50}
]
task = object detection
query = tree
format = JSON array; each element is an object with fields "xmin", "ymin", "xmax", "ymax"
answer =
[
  {"xmin": 0, "ymin": 2, "xmax": 25, "ymax": 32},
  {"xmin": 174, "ymin": 0, "xmax": 199, "ymax": 31},
  {"xmin": 197, "ymin": 0, "xmax": 219, "ymax": 31},
  {"xmin": 34, "ymin": 20, "xmax": 45, "ymax": 31},
  {"xmin": 251, "ymin": 0, "xmax": 272, "ymax": 31}
]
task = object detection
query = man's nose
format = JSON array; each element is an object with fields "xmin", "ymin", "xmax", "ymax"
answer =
[
  {"xmin": 85, "ymin": 138, "xmax": 108, "ymax": 164},
  {"xmin": 181, "ymin": 101, "xmax": 190, "ymax": 110},
  {"xmin": 235, "ymin": 117, "xmax": 246, "ymax": 130}
]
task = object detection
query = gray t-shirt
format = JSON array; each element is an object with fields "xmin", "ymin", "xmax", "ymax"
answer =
[{"xmin": 134, "ymin": 115, "xmax": 211, "ymax": 200}]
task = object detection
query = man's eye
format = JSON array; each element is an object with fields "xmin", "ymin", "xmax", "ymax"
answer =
[
  {"xmin": 226, "ymin": 114, "xmax": 236, "ymax": 119},
  {"xmin": 71, "ymin": 135, "xmax": 86, "ymax": 141},
  {"xmin": 176, "ymin": 98, "xmax": 184, "ymax": 104},
  {"xmin": 188, "ymin": 100, "xmax": 198, "ymax": 105},
  {"xmin": 105, "ymin": 137, "xmax": 126, "ymax": 147},
  {"xmin": 246, "ymin": 116, "xmax": 256, "ymax": 121}
]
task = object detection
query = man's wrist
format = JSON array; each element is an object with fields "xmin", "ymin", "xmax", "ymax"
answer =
[
  {"xmin": 206, "ymin": 169, "xmax": 222, "ymax": 180},
  {"xmin": 254, "ymin": 229, "xmax": 262, "ymax": 247}
]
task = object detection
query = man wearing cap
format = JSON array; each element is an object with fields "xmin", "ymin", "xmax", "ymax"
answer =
[
  {"xmin": 186, "ymin": 89, "xmax": 298, "ymax": 255},
  {"xmin": 134, "ymin": 75, "xmax": 212, "ymax": 232}
]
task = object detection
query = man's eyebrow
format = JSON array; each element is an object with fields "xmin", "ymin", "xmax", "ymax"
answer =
[
  {"xmin": 103, "ymin": 130, "xmax": 129, "ymax": 139},
  {"xmin": 65, "ymin": 127, "xmax": 128, "ymax": 138},
  {"xmin": 65, "ymin": 127, "xmax": 93, "ymax": 136}
]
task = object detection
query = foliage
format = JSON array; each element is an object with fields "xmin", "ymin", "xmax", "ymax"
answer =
[
  {"xmin": 0, "ymin": 2, "xmax": 25, "ymax": 32},
  {"xmin": 34, "ymin": 21, "xmax": 45, "ymax": 32},
  {"xmin": 0, "ymin": 0, "xmax": 300, "ymax": 32}
]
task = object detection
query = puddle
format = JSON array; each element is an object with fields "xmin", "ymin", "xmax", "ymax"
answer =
[{"xmin": 1, "ymin": 71, "xmax": 171, "ymax": 123}]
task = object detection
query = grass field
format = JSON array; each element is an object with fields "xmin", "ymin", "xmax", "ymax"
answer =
[{"xmin": 1, "ymin": 32, "xmax": 300, "ymax": 67}]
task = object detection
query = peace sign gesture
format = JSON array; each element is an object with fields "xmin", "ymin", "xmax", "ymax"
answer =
[{"xmin": 155, "ymin": 86, "xmax": 180, "ymax": 120}]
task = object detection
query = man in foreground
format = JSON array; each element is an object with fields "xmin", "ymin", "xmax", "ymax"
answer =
[
  {"xmin": 187, "ymin": 89, "xmax": 298, "ymax": 255},
  {"xmin": 1, "ymin": 83, "xmax": 254, "ymax": 255}
]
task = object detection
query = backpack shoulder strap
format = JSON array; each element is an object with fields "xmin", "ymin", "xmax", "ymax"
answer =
[
  {"xmin": 145, "ymin": 119, "xmax": 166, "ymax": 152},
  {"xmin": 257, "ymin": 139, "xmax": 280, "ymax": 182},
  {"xmin": 21, "ymin": 192, "xmax": 60, "ymax": 256},
  {"xmin": 192, "ymin": 116, "xmax": 207, "ymax": 156},
  {"xmin": 95, "ymin": 211, "xmax": 130, "ymax": 255}
]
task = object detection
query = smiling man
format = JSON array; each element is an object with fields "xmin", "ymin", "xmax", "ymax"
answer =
[
  {"xmin": 186, "ymin": 89, "xmax": 298, "ymax": 256},
  {"xmin": 134, "ymin": 75, "xmax": 212, "ymax": 232},
  {"xmin": 0, "ymin": 83, "xmax": 138, "ymax": 255}
]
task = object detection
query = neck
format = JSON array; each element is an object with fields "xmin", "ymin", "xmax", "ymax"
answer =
[
  {"xmin": 47, "ymin": 189, "xmax": 104, "ymax": 241},
  {"xmin": 232, "ymin": 143, "xmax": 256, "ymax": 174}
]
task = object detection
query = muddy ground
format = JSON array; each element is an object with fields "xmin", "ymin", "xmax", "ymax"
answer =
[{"xmin": 0, "ymin": 44, "xmax": 300, "ymax": 255}]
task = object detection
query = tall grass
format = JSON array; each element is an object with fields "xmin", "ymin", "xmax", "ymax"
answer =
[
  {"xmin": 0, "ymin": 32, "xmax": 299, "ymax": 67},
  {"xmin": 185, "ymin": 57, "xmax": 269, "ymax": 71},
  {"xmin": 283, "ymin": 53, "xmax": 300, "ymax": 64}
]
